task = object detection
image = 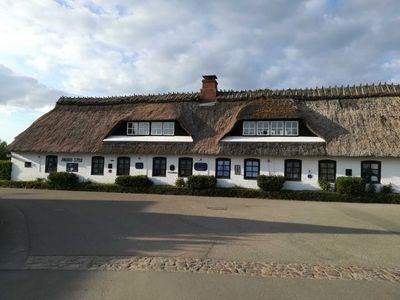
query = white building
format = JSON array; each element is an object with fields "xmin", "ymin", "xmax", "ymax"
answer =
[{"xmin": 8, "ymin": 75, "xmax": 400, "ymax": 192}]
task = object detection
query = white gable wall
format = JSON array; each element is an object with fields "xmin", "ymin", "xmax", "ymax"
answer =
[{"xmin": 10, "ymin": 152, "xmax": 400, "ymax": 192}]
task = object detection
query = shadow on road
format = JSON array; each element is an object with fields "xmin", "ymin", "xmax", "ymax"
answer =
[{"xmin": 0, "ymin": 198, "xmax": 396, "ymax": 257}]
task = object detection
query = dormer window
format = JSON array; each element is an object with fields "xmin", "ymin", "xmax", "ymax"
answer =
[
  {"xmin": 127, "ymin": 121, "xmax": 175, "ymax": 136},
  {"xmin": 270, "ymin": 121, "xmax": 284, "ymax": 135},
  {"xmin": 242, "ymin": 120, "xmax": 299, "ymax": 136}
]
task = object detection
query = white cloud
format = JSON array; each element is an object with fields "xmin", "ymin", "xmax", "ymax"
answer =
[{"xmin": 0, "ymin": 0, "xmax": 400, "ymax": 99}]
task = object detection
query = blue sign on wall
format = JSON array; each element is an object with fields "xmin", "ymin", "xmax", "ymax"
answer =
[
  {"xmin": 194, "ymin": 162, "xmax": 208, "ymax": 171},
  {"xmin": 135, "ymin": 162, "xmax": 144, "ymax": 169},
  {"xmin": 66, "ymin": 163, "xmax": 78, "ymax": 172}
]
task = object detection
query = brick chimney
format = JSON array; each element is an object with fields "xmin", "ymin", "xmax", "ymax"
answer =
[{"xmin": 200, "ymin": 75, "xmax": 218, "ymax": 102}]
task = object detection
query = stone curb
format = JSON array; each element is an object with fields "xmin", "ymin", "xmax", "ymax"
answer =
[{"xmin": 23, "ymin": 256, "xmax": 400, "ymax": 283}]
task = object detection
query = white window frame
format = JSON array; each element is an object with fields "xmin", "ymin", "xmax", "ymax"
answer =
[
  {"xmin": 138, "ymin": 122, "xmax": 150, "ymax": 135},
  {"xmin": 285, "ymin": 121, "xmax": 299, "ymax": 136},
  {"xmin": 270, "ymin": 121, "xmax": 284, "ymax": 136},
  {"xmin": 127, "ymin": 122, "xmax": 138, "ymax": 135},
  {"xmin": 243, "ymin": 121, "xmax": 256, "ymax": 135},
  {"xmin": 162, "ymin": 122, "xmax": 175, "ymax": 136},
  {"xmin": 257, "ymin": 121, "xmax": 269, "ymax": 136},
  {"xmin": 151, "ymin": 122, "xmax": 163, "ymax": 135}
]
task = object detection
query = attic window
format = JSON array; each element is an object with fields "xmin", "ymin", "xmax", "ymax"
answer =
[
  {"xmin": 242, "ymin": 120, "xmax": 298, "ymax": 136},
  {"xmin": 127, "ymin": 121, "xmax": 175, "ymax": 136}
]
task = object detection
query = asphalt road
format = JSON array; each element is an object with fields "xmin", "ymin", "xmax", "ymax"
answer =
[{"xmin": 0, "ymin": 188, "xmax": 399, "ymax": 299}]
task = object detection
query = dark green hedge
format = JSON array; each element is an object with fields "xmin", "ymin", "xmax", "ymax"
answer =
[
  {"xmin": 336, "ymin": 177, "xmax": 365, "ymax": 195},
  {"xmin": 187, "ymin": 175, "xmax": 217, "ymax": 191},
  {"xmin": 0, "ymin": 160, "xmax": 11, "ymax": 180},
  {"xmin": 115, "ymin": 175, "xmax": 153, "ymax": 187},
  {"xmin": 48, "ymin": 172, "xmax": 79, "ymax": 189},
  {"xmin": 0, "ymin": 180, "xmax": 399, "ymax": 204},
  {"xmin": 257, "ymin": 175, "xmax": 285, "ymax": 191}
]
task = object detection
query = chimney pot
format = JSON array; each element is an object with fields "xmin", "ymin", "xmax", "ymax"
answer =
[{"xmin": 200, "ymin": 75, "xmax": 218, "ymax": 102}]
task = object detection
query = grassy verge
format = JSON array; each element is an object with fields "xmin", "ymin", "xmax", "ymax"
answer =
[{"xmin": 0, "ymin": 180, "xmax": 399, "ymax": 204}]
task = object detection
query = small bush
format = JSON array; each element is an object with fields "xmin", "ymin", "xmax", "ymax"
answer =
[
  {"xmin": 0, "ymin": 160, "xmax": 11, "ymax": 180},
  {"xmin": 48, "ymin": 172, "xmax": 79, "ymax": 189},
  {"xmin": 187, "ymin": 175, "xmax": 217, "ymax": 190},
  {"xmin": 175, "ymin": 178, "xmax": 186, "ymax": 188},
  {"xmin": 257, "ymin": 175, "xmax": 285, "ymax": 192},
  {"xmin": 381, "ymin": 184, "xmax": 393, "ymax": 194},
  {"xmin": 335, "ymin": 177, "xmax": 365, "ymax": 195},
  {"xmin": 318, "ymin": 178, "xmax": 330, "ymax": 192},
  {"xmin": 115, "ymin": 175, "xmax": 153, "ymax": 187}
]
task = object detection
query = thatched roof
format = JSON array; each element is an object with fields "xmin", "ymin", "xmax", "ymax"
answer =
[{"xmin": 8, "ymin": 83, "xmax": 400, "ymax": 157}]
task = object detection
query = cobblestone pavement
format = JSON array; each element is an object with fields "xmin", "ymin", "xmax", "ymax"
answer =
[{"xmin": 24, "ymin": 256, "xmax": 400, "ymax": 283}]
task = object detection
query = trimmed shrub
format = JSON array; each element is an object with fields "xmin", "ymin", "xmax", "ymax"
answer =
[
  {"xmin": 175, "ymin": 178, "xmax": 186, "ymax": 188},
  {"xmin": 47, "ymin": 172, "xmax": 79, "ymax": 189},
  {"xmin": 187, "ymin": 175, "xmax": 217, "ymax": 191},
  {"xmin": 318, "ymin": 178, "xmax": 330, "ymax": 192},
  {"xmin": 0, "ymin": 160, "xmax": 11, "ymax": 180},
  {"xmin": 335, "ymin": 177, "xmax": 365, "ymax": 195},
  {"xmin": 381, "ymin": 184, "xmax": 393, "ymax": 194},
  {"xmin": 115, "ymin": 175, "xmax": 153, "ymax": 187},
  {"xmin": 257, "ymin": 175, "xmax": 285, "ymax": 192}
]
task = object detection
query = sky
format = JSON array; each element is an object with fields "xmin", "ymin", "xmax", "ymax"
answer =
[{"xmin": 1, "ymin": 0, "xmax": 400, "ymax": 143}]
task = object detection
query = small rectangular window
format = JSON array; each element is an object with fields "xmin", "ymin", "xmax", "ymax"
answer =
[
  {"xmin": 234, "ymin": 165, "xmax": 241, "ymax": 175},
  {"xmin": 243, "ymin": 121, "xmax": 256, "ymax": 135},
  {"xmin": 117, "ymin": 157, "xmax": 131, "ymax": 176},
  {"xmin": 178, "ymin": 157, "xmax": 193, "ymax": 177},
  {"xmin": 244, "ymin": 159, "xmax": 260, "ymax": 179},
  {"xmin": 127, "ymin": 122, "xmax": 138, "ymax": 135},
  {"xmin": 319, "ymin": 160, "xmax": 336, "ymax": 183},
  {"xmin": 91, "ymin": 156, "xmax": 104, "ymax": 175},
  {"xmin": 153, "ymin": 157, "xmax": 167, "ymax": 177},
  {"xmin": 257, "ymin": 121, "xmax": 269, "ymax": 135},
  {"xmin": 216, "ymin": 158, "xmax": 231, "ymax": 179},
  {"xmin": 345, "ymin": 169, "xmax": 352, "ymax": 176},
  {"xmin": 285, "ymin": 159, "xmax": 302, "ymax": 181},
  {"xmin": 151, "ymin": 122, "xmax": 163, "ymax": 135},
  {"xmin": 285, "ymin": 121, "xmax": 299, "ymax": 136},
  {"xmin": 138, "ymin": 122, "xmax": 150, "ymax": 135},
  {"xmin": 163, "ymin": 122, "xmax": 175, "ymax": 135},
  {"xmin": 361, "ymin": 161, "xmax": 381, "ymax": 183},
  {"xmin": 45, "ymin": 155, "xmax": 58, "ymax": 173},
  {"xmin": 270, "ymin": 121, "xmax": 284, "ymax": 135}
]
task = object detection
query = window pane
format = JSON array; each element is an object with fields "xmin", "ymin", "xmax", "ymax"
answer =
[
  {"xmin": 361, "ymin": 161, "xmax": 381, "ymax": 183},
  {"xmin": 153, "ymin": 157, "xmax": 166, "ymax": 177},
  {"xmin": 285, "ymin": 160, "xmax": 302, "ymax": 181},
  {"xmin": 179, "ymin": 158, "xmax": 193, "ymax": 177},
  {"xmin": 151, "ymin": 122, "xmax": 163, "ymax": 135},
  {"xmin": 45, "ymin": 155, "xmax": 58, "ymax": 173},
  {"xmin": 138, "ymin": 122, "xmax": 150, "ymax": 135},
  {"xmin": 270, "ymin": 121, "xmax": 284, "ymax": 135},
  {"xmin": 285, "ymin": 121, "xmax": 299, "ymax": 136},
  {"xmin": 319, "ymin": 160, "xmax": 336, "ymax": 183},
  {"xmin": 163, "ymin": 122, "xmax": 175, "ymax": 135},
  {"xmin": 257, "ymin": 121, "xmax": 269, "ymax": 135},
  {"xmin": 243, "ymin": 121, "xmax": 256, "ymax": 135},
  {"xmin": 117, "ymin": 157, "xmax": 130, "ymax": 175},
  {"xmin": 91, "ymin": 156, "xmax": 104, "ymax": 175},
  {"xmin": 216, "ymin": 159, "xmax": 231, "ymax": 178},
  {"xmin": 127, "ymin": 122, "xmax": 138, "ymax": 135},
  {"xmin": 244, "ymin": 160, "xmax": 259, "ymax": 179}
]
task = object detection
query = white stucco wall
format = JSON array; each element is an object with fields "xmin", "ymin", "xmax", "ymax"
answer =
[{"xmin": 10, "ymin": 152, "xmax": 400, "ymax": 192}]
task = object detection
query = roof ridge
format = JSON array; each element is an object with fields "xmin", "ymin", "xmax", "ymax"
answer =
[{"xmin": 57, "ymin": 82, "xmax": 400, "ymax": 105}]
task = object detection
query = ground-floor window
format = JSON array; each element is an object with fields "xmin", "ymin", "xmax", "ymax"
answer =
[
  {"xmin": 318, "ymin": 160, "xmax": 336, "ymax": 182},
  {"xmin": 91, "ymin": 156, "xmax": 104, "ymax": 175},
  {"xmin": 285, "ymin": 159, "xmax": 302, "ymax": 181},
  {"xmin": 45, "ymin": 155, "xmax": 58, "ymax": 173},
  {"xmin": 153, "ymin": 157, "xmax": 167, "ymax": 177},
  {"xmin": 117, "ymin": 157, "xmax": 130, "ymax": 176},
  {"xmin": 216, "ymin": 158, "xmax": 231, "ymax": 178},
  {"xmin": 361, "ymin": 161, "xmax": 381, "ymax": 183},
  {"xmin": 244, "ymin": 159, "xmax": 260, "ymax": 179},
  {"xmin": 178, "ymin": 157, "xmax": 193, "ymax": 177}
]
